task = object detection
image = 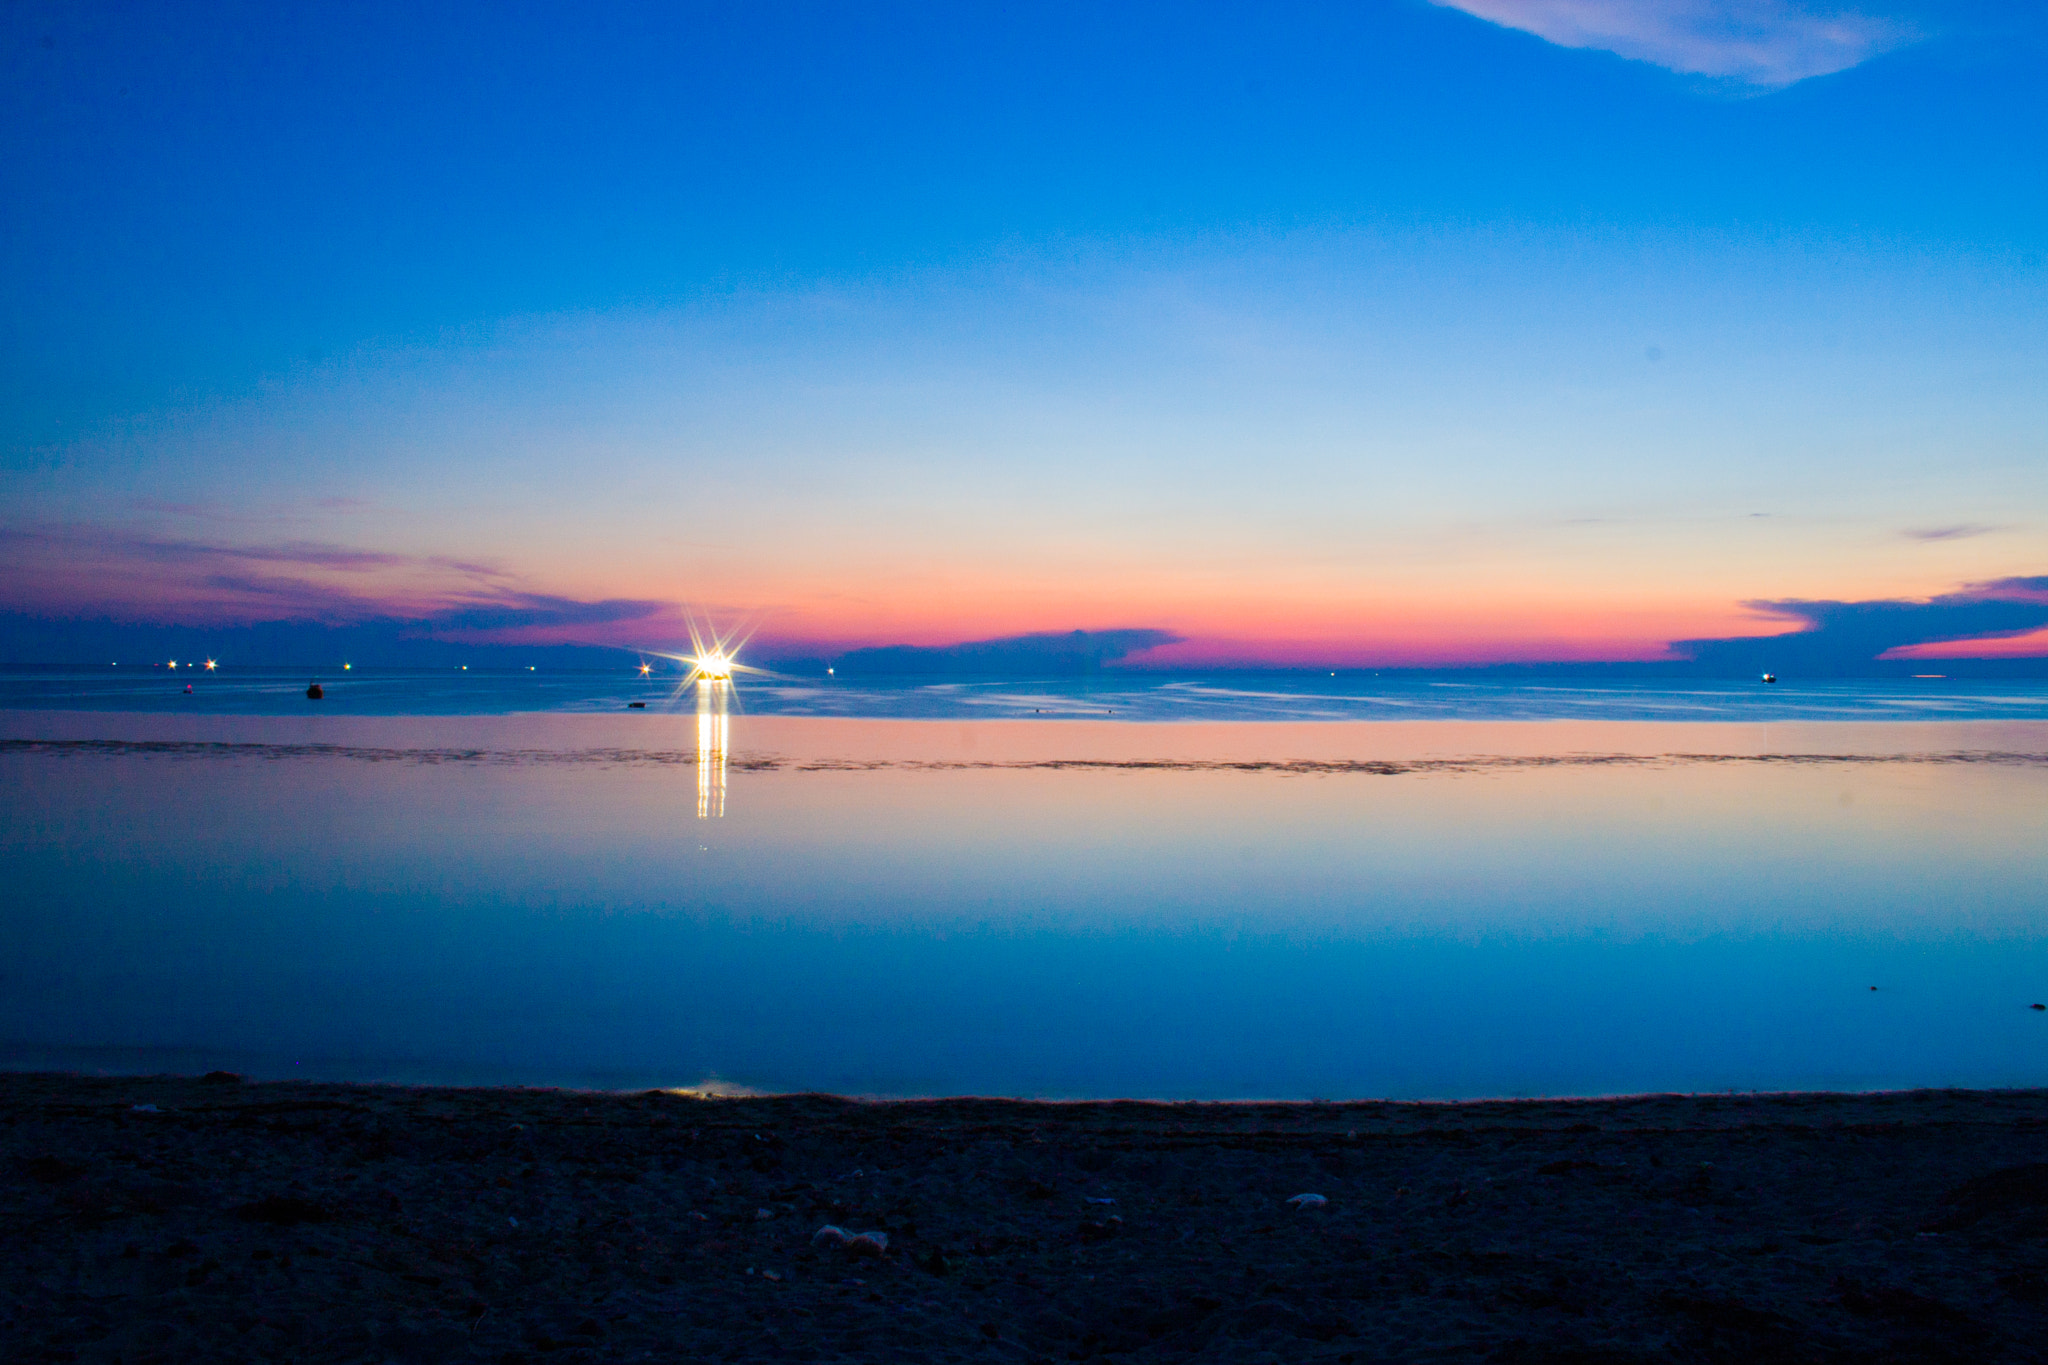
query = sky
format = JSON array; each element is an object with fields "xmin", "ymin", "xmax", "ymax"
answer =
[{"xmin": 2, "ymin": 0, "xmax": 2045, "ymax": 668}]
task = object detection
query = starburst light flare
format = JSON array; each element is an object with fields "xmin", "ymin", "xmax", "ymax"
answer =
[{"xmin": 647, "ymin": 611, "xmax": 768, "ymax": 689}]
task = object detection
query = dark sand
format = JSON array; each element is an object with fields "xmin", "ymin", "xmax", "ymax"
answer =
[{"xmin": 5, "ymin": 1075, "xmax": 2047, "ymax": 1363}]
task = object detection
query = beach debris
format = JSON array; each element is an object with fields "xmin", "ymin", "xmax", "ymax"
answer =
[
  {"xmin": 762, "ymin": 1270, "xmax": 782, "ymax": 1281},
  {"xmin": 508, "ymin": 1216, "xmax": 519, "ymax": 1228},
  {"xmin": 1928, "ymin": 1162, "xmax": 2048, "ymax": 1231},
  {"xmin": 1287, "ymin": 1193, "xmax": 1329, "ymax": 1209},
  {"xmin": 754, "ymin": 1207, "xmax": 774, "ymax": 1221},
  {"xmin": 130, "ymin": 1103, "xmax": 160, "ymax": 1113},
  {"xmin": 813, "ymin": 1224, "xmax": 889, "ymax": 1255},
  {"xmin": 1076, "ymin": 1216, "xmax": 1122, "ymax": 1242},
  {"xmin": 1085, "ymin": 1196, "xmax": 1118, "ymax": 1206}
]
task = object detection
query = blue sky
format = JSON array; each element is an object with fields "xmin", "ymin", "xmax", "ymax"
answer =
[{"xmin": 3, "ymin": 1, "xmax": 2045, "ymax": 664}]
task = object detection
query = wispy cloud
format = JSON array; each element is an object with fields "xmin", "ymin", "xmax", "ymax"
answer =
[
  {"xmin": 1431, "ymin": 0, "xmax": 1914, "ymax": 88},
  {"xmin": 1902, "ymin": 524, "xmax": 1998, "ymax": 542},
  {"xmin": 421, "ymin": 594, "xmax": 672, "ymax": 638},
  {"xmin": 0, "ymin": 522, "xmax": 671, "ymax": 645}
]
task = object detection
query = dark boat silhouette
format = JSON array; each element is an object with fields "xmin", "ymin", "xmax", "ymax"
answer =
[
  {"xmin": 306, "ymin": 681, "xmax": 324, "ymax": 700},
  {"xmin": 1760, "ymin": 672, "xmax": 1777, "ymax": 684}
]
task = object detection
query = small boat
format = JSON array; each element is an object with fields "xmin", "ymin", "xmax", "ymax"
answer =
[
  {"xmin": 628, "ymin": 701, "xmax": 646, "ymax": 709},
  {"xmin": 1760, "ymin": 672, "xmax": 1777, "ymax": 684},
  {"xmin": 306, "ymin": 681, "xmax": 324, "ymax": 700}
]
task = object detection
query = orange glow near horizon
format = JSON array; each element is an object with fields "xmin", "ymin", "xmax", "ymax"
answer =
[{"xmin": 6, "ymin": 515, "xmax": 2041, "ymax": 665}]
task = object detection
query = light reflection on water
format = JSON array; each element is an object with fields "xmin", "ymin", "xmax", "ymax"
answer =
[
  {"xmin": 696, "ymin": 680, "xmax": 728, "ymax": 819},
  {"xmin": 3, "ymin": 710, "xmax": 2047, "ymax": 1098}
]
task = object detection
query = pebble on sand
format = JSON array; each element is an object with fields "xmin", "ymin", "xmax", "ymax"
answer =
[
  {"xmin": 1286, "ymin": 1193, "xmax": 1329, "ymax": 1209},
  {"xmin": 812, "ymin": 1225, "xmax": 889, "ymax": 1255}
]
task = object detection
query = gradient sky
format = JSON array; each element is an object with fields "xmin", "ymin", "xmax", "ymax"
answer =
[{"xmin": 3, "ymin": 0, "xmax": 2046, "ymax": 665}]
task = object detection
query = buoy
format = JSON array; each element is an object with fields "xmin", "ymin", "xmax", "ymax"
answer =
[{"xmin": 306, "ymin": 682, "xmax": 324, "ymax": 700}]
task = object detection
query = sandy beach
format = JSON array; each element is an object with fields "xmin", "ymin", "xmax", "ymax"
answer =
[{"xmin": 4, "ymin": 1074, "xmax": 2046, "ymax": 1363}]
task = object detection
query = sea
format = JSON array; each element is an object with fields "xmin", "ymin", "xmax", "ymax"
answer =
[{"xmin": 4, "ymin": 664, "xmax": 2047, "ymax": 1099}]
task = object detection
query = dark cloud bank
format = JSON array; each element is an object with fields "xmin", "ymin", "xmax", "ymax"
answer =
[
  {"xmin": 4, "ymin": 583, "xmax": 2047, "ymax": 677},
  {"xmin": 822, "ymin": 629, "xmax": 1181, "ymax": 677},
  {"xmin": 1669, "ymin": 577, "xmax": 2048, "ymax": 676}
]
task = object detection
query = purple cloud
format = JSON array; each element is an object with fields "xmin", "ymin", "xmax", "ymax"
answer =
[{"xmin": 0, "ymin": 522, "xmax": 668, "ymax": 646}]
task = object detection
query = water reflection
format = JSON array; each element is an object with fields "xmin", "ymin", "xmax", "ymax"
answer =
[
  {"xmin": 696, "ymin": 679, "xmax": 729, "ymax": 818},
  {"xmin": 5, "ymin": 714, "xmax": 2048, "ymax": 1096}
]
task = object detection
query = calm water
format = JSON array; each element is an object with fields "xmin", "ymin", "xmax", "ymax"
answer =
[
  {"xmin": 4, "ymin": 673, "xmax": 2047, "ymax": 1098},
  {"xmin": 10, "ymin": 662, "xmax": 2048, "ymax": 722}
]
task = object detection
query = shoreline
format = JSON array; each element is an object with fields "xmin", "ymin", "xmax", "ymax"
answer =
[{"xmin": 7, "ymin": 1072, "xmax": 2047, "ymax": 1362}]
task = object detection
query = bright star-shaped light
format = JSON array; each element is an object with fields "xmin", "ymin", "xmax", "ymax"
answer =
[
  {"xmin": 204, "ymin": 659, "xmax": 217, "ymax": 671},
  {"xmin": 639, "ymin": 663, "xmax": 652, "ymax": 676},
  {"xmin": 640, "ymin": 613, "xmax": 761, "ymax": 691}
]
